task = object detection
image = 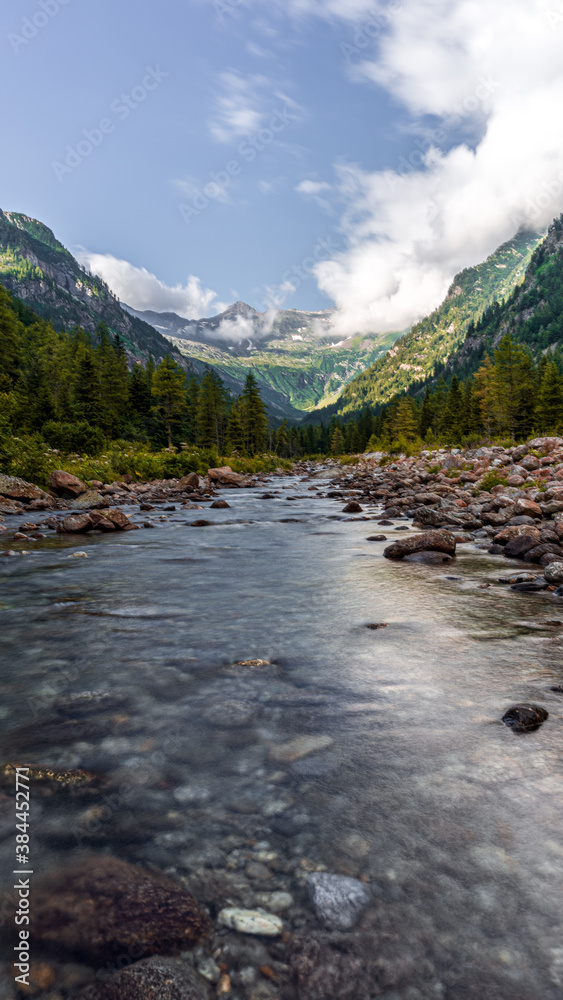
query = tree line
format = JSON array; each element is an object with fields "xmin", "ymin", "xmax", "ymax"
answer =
[{"xmin": 0, "ymin": 284, "xmax": 268, "ymax": 456}]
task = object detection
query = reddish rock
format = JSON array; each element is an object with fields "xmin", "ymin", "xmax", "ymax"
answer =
[
  {"xmin": 493, "ymin": 525, "xmax": 540, "ymax": 545},
  {"xmin": 514, "ymin": 497, "xmax": 542, "ymax": 518},
  {"xmin": 383, "ymin": 530, "xmax": 456, "ymax": 560},
  {"xmin": 178, "ymin": 473, "xmax": 201, "ymax": 490},
  {"xmin": 504, "ymin": 533, "xmax": 544, "ymax": 558},
  {"xmin": 207, "ymin": 467, "xmax": 254, "ymax": 487},
  {"xmin": 103, "ymin": 509, "xmax": 132, "ymax": 529},
  {"xmin": 343, "ymin": 501, "xmax": 363, "ymax": 513},
  {"xmin": 57, "ymin": 513, "xmax": 95, "ymax": 534},
  {"xmin": 30, "ymin": 856, "xmax": 211, "ymax": 963},
  {"xmin": 210, "ymin": 500, "xmax": 230, "ymax": 508},
  {"xmin": 49, "ymin": 470, "xmax": 88, "ymax": 498},
  {"xmin": 0, "ymin": 474, "xmax": 48, "ymax": 503},
  {"xmin": 0, "ymin": 497, "xmax": 23, "ymax": 515}
]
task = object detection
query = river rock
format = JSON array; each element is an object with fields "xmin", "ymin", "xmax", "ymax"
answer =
[
  {"xmin": 383, "ymin": 529, "xmax": 456, "ymax": 560},
  {"xmin": 493, "ymin": 525, "xmax": 540, "ymax": 544},
  {"xmin": 513, "ymin": 497, "xmax": 543, "ymax": 518},
  {"xmin": 501, "ymin": 704, "xmax": 548, "ymax": 732},
  {"xmin": 269, "ymin": 734, "xmax": 333, "ymax": 764},
  {"xmin": 31, "ymin": 856, "xmax": 211, "ymax": 961},
  {"xmin": 0, "ymin": 496, "xmax": 22, "ymax": 514},
  {"xmin": 504, "ymin": 533, "xmax": 543, "ymax": 558},
  {"xmin": 49, "ymin": 470, "xmax": 88, "ymax": 498},
  {"xmin": 306, "ymin": 872, "xmax": 371, "ymax": 930},
  {"xmin": 0, "ymin": 474, "xmax": 48, "ymax": 503},
  {"xmin": 102, "ymin": 508, "xmax": 134, "ymax": 529},
  {"xmin": 217, "ymin": 908, "xmax": 283, "ymax": 936},
  {"xmin": 403, "ymin": 551, "xmax": 452, "ymax": 564},
  {"xmin": 178, "ymin": 472, "xmax": 201, "ymax": 490},
  {"xmin": 208, "ymin": 466, "xmax": 253, "ymax": 487},
  {"xmin": 210, "ymin": 499, "xmax": 230, "ymax": 508},
  {"xmin": 76, "ymin": 957, "xmax": 209, "ymax": 1000},
  {"xmin": 57, "ymin": 513, "xmax": 95, "ymax": 534},
  {"xmin": 72, "ymin": 490, "xmax": 109, "ymax": 510},
  {"xmin": 203, "ymin": 700, "xmax": 256, "ymax": 727},
  {"xmin": 545, "ymin": 562, "xmax": 563, "ymax": 583},
  {"xmin": 342, "ymin": 501, "xmax": 363, "ymax": 513},
  {"xmin": 366, "ymin": 534, "xmax": 387, "ymax": 541}
]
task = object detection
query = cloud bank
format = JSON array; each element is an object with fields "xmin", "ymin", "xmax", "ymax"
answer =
[
  {"xmin": 75, "ymin": 249, "xmax": 226, "ymax": 320},
  {"xmin": 282, "ymin": 0, "xmax": 563, "ymax": 335}
]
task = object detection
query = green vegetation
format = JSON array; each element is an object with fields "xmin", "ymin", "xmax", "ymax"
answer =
[
  {"xmin": 317, "ymin": 229, "xmax": 543, "ymax": 419},
  {"xmin": 0, "ymin": 284, "xmax": 287, "ymax": 485}
]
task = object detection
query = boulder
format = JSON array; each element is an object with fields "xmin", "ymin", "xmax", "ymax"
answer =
[
  {"xmin": 527, "ymin": 437, "xmax": 563, "ymax": 454},
  {"xmin": 30, "ymin": 856, "xmax": 211, "ymax": 962},
  {"xmin": 0, "ymin": 497, "xmax": 23, "ymax": 515},
  {"xmin": 504, "ymin": 533, "xmax": 544, "ymax": 558},
  {"xmin": 210, "ymin": 500, "xmax": 230, "ymax": 509},
  {"xmin": 207, "ymin": 466, "xmax": 253, "ymax": 488},
  {"xmin": 49, "ymin": 470, "xmax": 88, "ymax": 498},
  {"xmin": 76, "ymin": 957, "xmax": 209, "ymax": 1000},
  {"xmin": 306, "ymin": 873, "xmax": 371, "ymax": 931},
  {"xmin": 178, "ymin": 472, "xmax": 201, "ymax": 490},
  {"xmin": 103, "ymin": 509, "xmax": 133, "ymax": 530},
  {"xmin": 383, "ymin": 530, "xmax": 456, "ymax": 560},
  {"xmin": 413, "ymin": 506, "xmax": 446, "ymax": 526},
  {"xmin": 521, "ymin": 455, "xmax": 541, "ymax": 471},
  {"xmin": 343, "ymin": 501, "xmax": 363, "ymax": 513},
  {"xmin": 513, "ymin": 497, "xmax": 543, "ymax": 519},
  {"xmin": 0, "ymin": 474, "xmax": 48, "ymax": 503},
  {"xmin": 524, "ymin": 543, "xmax": 563, "ymax": 563},
  {"xmin": 544, "ymin": 561, "xmax": 563, "ymax": 584},
  {"xmin": 57, "ymin": 513, "xmax": 95, "ymax": 534},
  {"xmin": 493, "ymin": 525, "xmax": 540, "ymax": 545},
  {"xmin": 501, "ymin": 704, "xmax": 548, "ymax": 732},
  {"xmin": 72, "ymin": 490, "xmax": 109, "ymax": 511}
]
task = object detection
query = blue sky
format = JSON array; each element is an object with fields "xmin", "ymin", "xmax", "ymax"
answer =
[{"xmin": 1, "ymin": 0, "xmax": 563, "ymax": 332}]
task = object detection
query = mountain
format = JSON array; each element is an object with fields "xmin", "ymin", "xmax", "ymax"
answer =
[
  {"xmin": 317, "ymin": 228, "xmax": 544, "ymax": 420},
  {"xmin": 126, "ymin": 301, "xmax": 402, "ymax": 418},
  {"xmin": 0, "ymin": 210, "xmax": 192, "ymax": 370},
  {"xmin": 426, "ymin": 215, "xmax": 563, "ymax": 384}
]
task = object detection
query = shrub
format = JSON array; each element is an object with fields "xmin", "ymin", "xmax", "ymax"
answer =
[{"xmin": 42, "ymin": 421, "xmax": 105, "ymax": 456}]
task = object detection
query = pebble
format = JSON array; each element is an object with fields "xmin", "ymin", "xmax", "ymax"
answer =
[
  {"xmin": 68, "ymin": 551, "xmax": 88, "ymax": 558},
  {"xmin": 218, "ymin": 908, "xmax": 283, "ymax": 936},
  {"xmin": 268, "ymin": 734, "xmax": 333, "ymax": 764}
]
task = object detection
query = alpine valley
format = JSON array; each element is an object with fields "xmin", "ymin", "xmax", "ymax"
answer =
[{"xmin": 0, "ymin": 207, "xmax": 546, "ymax": 423}]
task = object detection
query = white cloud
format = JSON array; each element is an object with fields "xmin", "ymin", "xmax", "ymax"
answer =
[
  {"xmin": 75, "ymin": 249, "xmax": 227, "ymax": 320},
  {"xmin": 213, "ymin": 309, "xmax": 277, "ymax": 343},
  {"xmin": 296, "ymin": 180, "xmax": 331, "ymax": 194},
  {"xmin": 209, "ymin": 70, "xmax": 271, "ymax": 143},
  {"xmin": 302, "ymin": 0, "xmax": 563, "ymax": 336}
]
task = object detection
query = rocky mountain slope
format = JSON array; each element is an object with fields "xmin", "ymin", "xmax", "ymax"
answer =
[
  {"xmin": 0, "ymin": 210, "xmax": 192, "ymax": 369},
  {"xmin": 319, "ymin": 228, "xmax": 544, "ymax": 419},
  {"xmin": 126, "ymin": 301, "xmax": 401, "ymax": 416}
]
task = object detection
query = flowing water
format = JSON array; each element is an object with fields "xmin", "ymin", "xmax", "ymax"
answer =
[{"xmin": 2, "ymin": 476, "xmax": 563, "ymax": 998}]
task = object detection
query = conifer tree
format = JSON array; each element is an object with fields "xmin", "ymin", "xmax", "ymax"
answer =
[
  {"xmin": 331, "ymin": 426, "xmax": 344, "ymax": 454},
  {"xmin": 536, "ymin": 361, "xmax": 563, "ymax": 430},
  {"xmin": 240, "ymin": 371, "xmax": 268, "ymax": 454},
  {"xmin": 197, "ymin": 367, "xmax": 227, "ymax": 451},
  {"xmin": 151, "ymin": 355, "xmax": 187, "ymax": 447}
]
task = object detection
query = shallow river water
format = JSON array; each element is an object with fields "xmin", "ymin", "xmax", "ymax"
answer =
[{"xmin": 2, "ymin": 475, "xmax": 563, "ymax": 998}]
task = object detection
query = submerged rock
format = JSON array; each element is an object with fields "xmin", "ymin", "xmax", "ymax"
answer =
[
  {"xmin": 269, "ymin": 734, "xmax": 333, "ymax": 764},
  {"xmin": 210, "ymin": 499, "xmax": 230, "ymax": 508},
  {"xmin": 76, "ymin": 957, "xmax": 209, "ymax": 999},
  {"xmin": 403, "ymin": 550, "xmax": 452, "ymax": 564},
  {"xmin": 217, "ymin": 908, "xmax": 283, "ymax": 936},
  {"xmin": 306, "ymin": 872, "xmax": 371, "ymax": 930},
  {"xmin": 544, "ymin": 561, "xmax": 563, "ymax": 584},
  {"xmin": 31, "ymin": 856, "xmax": 211, "ymax": 962},
  {"xmin": 501, "ymin": 704, "xmax": 548, "ymax": 733}
]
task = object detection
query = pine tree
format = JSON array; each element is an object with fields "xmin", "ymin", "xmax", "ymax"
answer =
[
  {"xmin": 151, "ymin": 355, "xmax": 187, "ymax": 447},
  {"xmin": 240, "ymin": 371, "xmax": 268, "ymax": 454},
  {"xmin": 225, "ymin": 399, "xmax": 245, "ymax": 454},
  {"xmin": 441, "ymin": 375, "xmax": 463, "ymax": 441},
  {"xmin": 197, "ymin": 367, "xmax": 227, "ymax": 451},
  {"xmin": 331, "ymin": 426, "xmax": 344, "ymax": 454},
  {"xmin": 536, "ymin": 361, "xmax": 563, "ymax": 431},
  {"xmin": 473, "ymin": 354, "xmax": 497, "ymax": 437},
  {"xmin": 275, "ymin": 420, "xmax": 289, "ymax": 457}
]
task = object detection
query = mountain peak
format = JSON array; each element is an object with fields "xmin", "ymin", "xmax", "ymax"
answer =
[{"xmin": 218, "ymin": 300, "xmax": 260, "ymax": 321}]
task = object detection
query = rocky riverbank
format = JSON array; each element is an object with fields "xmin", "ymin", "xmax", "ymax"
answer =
[{"xmin": 293, "ymin": 436, "xmax": 563, "ymax": 596}]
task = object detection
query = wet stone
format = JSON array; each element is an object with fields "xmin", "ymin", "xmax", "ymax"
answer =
[
  {"xmin": 218, "ymin": 908, "xmax": 283, "ymax": 936},
  {"xmin": 76, "ymin": 957, "xmax": 209, "ymax": 999},
  {"xmin": 502, "ymin": 704, "xmax": 549, "ymax": 733},
  {"xmin": 306, "ymin": 872, "xmax": 371, "ymax": 930}
]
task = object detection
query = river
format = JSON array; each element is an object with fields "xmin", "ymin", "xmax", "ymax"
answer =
[{"xmin": 2, "ymin": 474, "xmax": 563, "ymax": 999}]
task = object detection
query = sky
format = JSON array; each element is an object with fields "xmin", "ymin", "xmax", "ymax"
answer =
[{"xmin": 2, "ymin": 0, "xmax": 563, "ymax": 336}]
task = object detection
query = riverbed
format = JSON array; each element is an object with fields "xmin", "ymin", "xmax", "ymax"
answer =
[{"xmin": 2, "ymin": 475, "xmax": 563, "ymax": 999}]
